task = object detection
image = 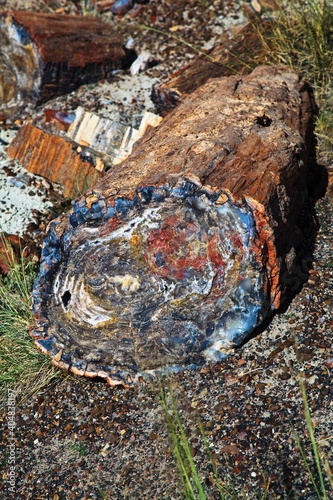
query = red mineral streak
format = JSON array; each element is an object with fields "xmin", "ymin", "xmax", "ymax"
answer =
[
  {"xmin": 207, "ymin": 234, "xmax": 225, "ymax": 270},
  {"xmin": 246, "ymin": 196, "xmax": 281, "ymax": 308},
  {"xmin": 230, "ymin": 233, "xmax": 243, "ymax": 249},
  {"xmin": 99, "ymin": 217, "xmax": 122, "ymax": 236},
  {"xmin": 145, "ymin": 214, "xmax": 226, "ymax": 281},
  {"xmin": 146, "ymin": 216, "xmax": 200, "ymax": 279}
]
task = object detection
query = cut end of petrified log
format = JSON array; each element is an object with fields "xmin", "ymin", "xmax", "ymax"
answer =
[{"xmin": 31, "ymin": 180, "xmax": 273, "ymax": 386}]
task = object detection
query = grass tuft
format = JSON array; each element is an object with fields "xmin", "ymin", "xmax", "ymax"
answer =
[
  {"xmin": 160, "ymin": 384, "xmax": 207, "ymax": 499},
  {"xmin": 292, "ymin": 376, "xmax": 333, "ymax": 500},
  {"xmin": 160, "ymin": 383, "xmax": 239, "ymax": 499},
  {"xmin": 0, "ymin": 236, "xmax": 59, "ymax": 406},
  {"xmin": 256, "ymin": 0, "xmax": 333, "ymax": 156}
]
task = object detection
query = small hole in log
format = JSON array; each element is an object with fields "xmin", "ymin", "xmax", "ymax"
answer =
[
  {"xmin": 61, "ymin": 290, "xmax": 71, "ymax": 308},
  {"xmin": 255, "ymin": 114, "xmax": 272, "ymax": 127}
]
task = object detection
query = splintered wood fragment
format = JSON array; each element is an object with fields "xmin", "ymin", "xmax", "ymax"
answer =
[
  {"xmin": 7, "ymin": 123, "xmax": 102, "ymax": 198},
  {"xmin": 30, "ymin": 66, "xmax": 318, "ymax": 387},
  {"xmin": 67, "ymin": 108, "xmax": 163, "ymax": 166},
  {"xmin": 0, "ymin": 11, "xmax": 133, "ymax": 118},
  {"xmin": 152, "ymin": 21, "xmax": 270, "ymax": 115}
]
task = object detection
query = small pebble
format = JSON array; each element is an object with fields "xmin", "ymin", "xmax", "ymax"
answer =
[{"xmin": 111, "ymin": 0, "xmax": 133, "ymax": 15}]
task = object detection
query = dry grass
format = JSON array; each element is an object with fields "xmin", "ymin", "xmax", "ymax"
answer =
[
  {"xmin": 255, "ymin": 0, "xmax": 333, "ymax": 157},
  {"xmin": 0, "ymin": 237, "xmax": 59, "ymax": 407}
]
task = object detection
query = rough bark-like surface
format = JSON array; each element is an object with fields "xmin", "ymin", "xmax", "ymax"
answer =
[
  {"xmin": 0, "ymin": 11, "xmax": 133, "ymax": 117},
  {"xmin": 30, "ymin": 65, "xmax": 317, "ymax": 386},
  {"xmin": 152, "ymin": 21, "xmax": 270, "ymax": 116},
  {"xmin": 7, "ymin": 123, "xmax": 102, "ymax": 198}
]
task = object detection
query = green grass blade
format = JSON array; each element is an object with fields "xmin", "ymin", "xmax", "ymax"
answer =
[
  {"xmin": 0, "ymin": 236, "xmax": 59, "ymax": 406},
  {"xmin": 170, "ymin": 393, "xmax": 206, "ymax": 500},
  {"xmin": 160, "ymin": 384, "xmax": 206, "ymax": 499},
  {"xmin": 197, "ymin": 419, "xmax": 229, "ymax": 499},
  {"xmin": 299, "ymin": 377, "xmax": 328, "ymax": 500},
  {"xmin": 292, "ymin": 424, "xmax": 323, "ymax": 499}
]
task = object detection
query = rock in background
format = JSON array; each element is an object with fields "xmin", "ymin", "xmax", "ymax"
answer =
[{"xmin": 0, "ymin": 11, "xmax": 135, "ymax": 118}]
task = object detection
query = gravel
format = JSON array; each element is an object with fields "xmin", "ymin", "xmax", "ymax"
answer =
[{"xmin": 0, "ymin": 1, "xmax": 332, "ymax": 499}]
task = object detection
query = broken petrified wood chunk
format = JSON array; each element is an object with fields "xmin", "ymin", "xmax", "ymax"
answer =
[
  {"xmin": 7, "ymin": 123, "xmax": 102, "ymax": 198},
  {"xmin": 30, "ymin": 65, "xmax": 317, "ymax": 386},
  {"xmin": 0, "ymin": 11, "xmax": 133, "ymax": 117},
  {"xmin": 67, "ymin": 108, "xmax": 163, "ymax": 166},
  {"xmin": 7, "ymin": 110, "xmax": 163, "ymax": 197}
]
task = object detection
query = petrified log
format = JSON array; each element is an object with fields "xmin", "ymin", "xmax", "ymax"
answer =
[
  {"xmin": 0, "ymin": 11, "xmax": 133, "ymax": 118},
  {"xmin": 152, "ymin": 21, "xmax": 270, "ymax": 115},
  {"xmin": 30, "ymin": 65, "xmax": 317, "ymax": 386}
]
